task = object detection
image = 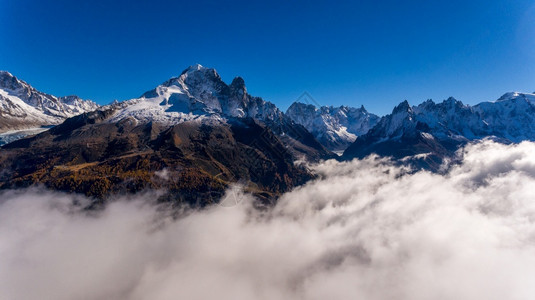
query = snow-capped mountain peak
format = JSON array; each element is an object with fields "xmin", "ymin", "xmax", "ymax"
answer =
[
  {"xmin": 496, "ymin": 92, "xmax": 535, "ymax": 104},
  {"xmin": 392, "ymin": 100, "xmax": 412, "ymax": 114},
  {"xmin": 286, "ymin": 101, "xmax": 380, "ymax": 151},
  {"xmin": 372, "ymin": 100, "xmax": 415, "ymax": 138},
  {"xmin": 184, "ymin": 63, "xmax": 205, "ymax": 72},
  {"xmin": 114, "ymin": 65, "xmax": 286, "ymax": 124},
  {"xmin": 343, "ymin": 90, "xmax": 535, "ymax": 169},
  {"xmin": 0, "ymin": 71, "xmax": 99, "ymax": 133},
  {"xmin": 104, "ymin": 65, "xmax": 333, "ymax": 161}
]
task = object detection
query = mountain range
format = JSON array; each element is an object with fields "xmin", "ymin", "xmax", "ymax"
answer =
[
  {"xmin": 0, "ymin": 71, "xmax": 99, "ymax": 145},
  {"xmin": 1, "ymin": 65, "xmax": 534, "ymax": 204},
  {"xmin": 286, "ymin": 102, "xmax": 380, "ymax": 152},
  {"xmin": 0, "ymin": 65, "xmax": 332, "ymax": 205},
  {"xmin": 343, "ymin": 92, "xmax": 535, "ymax": 169}
]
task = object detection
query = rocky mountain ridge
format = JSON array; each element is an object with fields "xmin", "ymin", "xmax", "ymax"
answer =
[
  {"xmin": 1, "ymin": 65, "xmax": 534, "ymax": 203},
  {"xmin": 343, "ymin": 92, "xmax": 535, "ymax": 169},
  {"xmin": 0, "ymin": 65, "xmax": 333, "ymax": 204},
  {"xmin": 0, "ymin": 71, "xmax": 99, "ymax": 144},
  {"xmin": 286, "ymin": 102, "xmax": 380, "ymax": 151}
]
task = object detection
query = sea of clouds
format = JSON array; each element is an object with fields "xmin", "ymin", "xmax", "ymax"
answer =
[{"xmin": 1, "ymin": 140, "xmax": 535, "ymax": 300}]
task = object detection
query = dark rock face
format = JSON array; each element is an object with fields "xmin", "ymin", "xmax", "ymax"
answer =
[
  {"xmin": 343, "ymin": 93, "xmax": 535, "ymax": 171},
  {"xmin": 343, "ymin": 126, "xmax": 451, "ymax": 171},
  {"xmin": 0, "ymin": 65, "xmax": 337, "ymax": 207},
  {"xmin": 342, "ymin": 101, "xmax": 457, "ymax": 171},
  {"xmin": 138, "ymin": 65, "xmax": 335, "ymax": 161},
  {"xmin": 0, "ymin": 111, "xmax": 313, "ymax": 207},
  {"xmin": 8, "ymin": 65, "xmax": 534, "ymax": 206}
]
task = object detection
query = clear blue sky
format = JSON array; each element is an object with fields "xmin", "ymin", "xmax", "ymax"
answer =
[{"xmin": 1, "ymin": 0, "xmax": 534, "ymax": 115}]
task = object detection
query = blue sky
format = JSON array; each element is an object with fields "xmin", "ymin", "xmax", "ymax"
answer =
[{"xmin": 1, "ymin": 0, "xmax": 534, "ymax": 115}]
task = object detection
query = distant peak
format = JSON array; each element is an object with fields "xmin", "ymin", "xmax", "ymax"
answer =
[
  {"xmin": 392, "ymin": 100, "xmax": 411, "ymax": 114},
  {"xmin": 0, "ymin": 70, "xmax": 14, "ymax": 77},
  {"xmin": 286, "ymin": 102, "xmax": 318, "ymax": 115},
  {"xmin": 0, "ymin": 71, "xmax": 17, "ymax": 83},
  {"xmin": 0, "ymin": 71, "xmax": 25, "ymax": 91},
  {"xmin": 230, "ymin": 76, "xmax": 245, "ymax": 88},
  {"xmin": 290, "ymin": 101, "xmax": 317, "ymax": 109},
  {"xmin": 230, "ymin": 76, "xmax": 247, "ymax": 95},
  {"xmin": 443, "ymin": 96, "xmax": 461, "ymax": 105},
  {"xmin": 188, "ymin": 63, "xmax": 204, "ymax": 71},
  {"xmin": 160, "ymin": 64, "xmax": 223, "ymax": 89},
  {"xmin": 497, "ymin": 92, "xmax": 521, "ymax": 102},
  {"xmin": 423, "ymin": 99, "xmax": 435, "ymax": 104},
  {"xmin": 180, "ymin": 64, "xmax": 211, "ymax": 76}
]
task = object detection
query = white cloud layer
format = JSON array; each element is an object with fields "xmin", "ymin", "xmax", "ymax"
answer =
[{"xmin": 1, "ymin": 140, "xmax": 535, "ymax": 300}]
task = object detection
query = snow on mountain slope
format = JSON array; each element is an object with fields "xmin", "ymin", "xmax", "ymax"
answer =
[
  {"xmin": 0, "ymin": 71, "xmax": 99, "ymax": 132},
  {"xmin": 412, "ymin": 97, "xmax": 485, "ymax": 141},
  {"xmin": 411, "ymin": 93, "xmax": 535, "ymax": 143},
  {"xmin": 473, "ymin": 93, "xmax": 535, "ymax": 142},
  {"xmin": 103, "ymin": 65, "xmax": 334, "ymax": 161},
  {"xmin": 343, "ymin": 91, "xmax": 535, "ymax": 167},
  {"xmin": 109, "ymin": 64, "xmax": 285, "ymax": 125},
  {"xmin": 0, "ymin": 88, "xmax": 61, "ymax": 126},
  {"xmin": 342, "ymin": 99, "xmax": 449, "ymax": 170},
  {"xmin": 286, "ymin": 102, "xmax": 379, "ymax": 151},
  {"xmin": 4, "ymin": 64, "xmax": 533, "ymax": 161},
  {"xmin": 365, "ymin": 92, "xmax": 535, "ymax": 146},
  {"xmin": 122, "ymin": 66, "xmax": 534, "ymax": 157},
  {"xmin": 496, "ymin": 92, "xmax": 535, "ymax": 103}
]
